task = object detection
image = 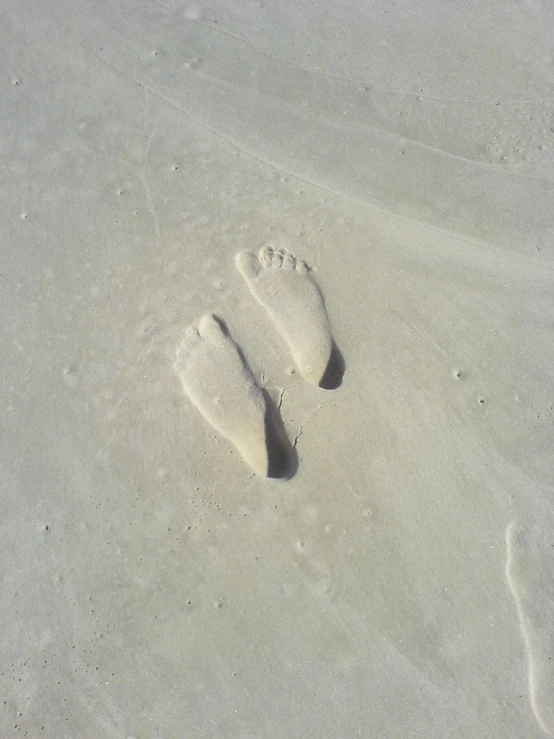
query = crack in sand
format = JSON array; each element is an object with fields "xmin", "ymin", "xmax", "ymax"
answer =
[
  {"xmin": 277, "ymin": 382, "xmax": 300, "ymax": 411},
  {"xmin": 293, "ymin": 404, "xmax": 323, "ymax": 448}
]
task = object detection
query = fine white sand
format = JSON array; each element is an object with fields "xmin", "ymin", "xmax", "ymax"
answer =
[{"xmin": 1, "ymin": 1, "xmax": 553, "ymax": 737}]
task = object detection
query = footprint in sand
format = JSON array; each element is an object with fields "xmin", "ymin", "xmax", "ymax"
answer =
[
  {"xmin": 236, "ymin": 244, "xmax": 343, "ymax": 389},
  {"xmin": 506, "ymin": 522, "xmax": 554, "ymax": 736},
  {"xmin": 174, "ymin": 313, "xmax": 294, "ymax": 478}
]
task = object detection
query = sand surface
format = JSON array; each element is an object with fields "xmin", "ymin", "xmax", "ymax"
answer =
[{"xmin": 1, "ymin": 1, "xmax": 553, "ymax": 737}]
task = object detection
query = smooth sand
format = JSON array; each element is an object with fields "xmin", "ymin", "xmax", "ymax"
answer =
[{"xmin": 1, "ymin": 1, "xmax": 553, "ymax": 737}]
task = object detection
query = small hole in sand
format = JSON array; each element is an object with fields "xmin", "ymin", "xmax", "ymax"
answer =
[{"xmin": 479, "ymin": 398, "xmax": 486, "ymax": 404}]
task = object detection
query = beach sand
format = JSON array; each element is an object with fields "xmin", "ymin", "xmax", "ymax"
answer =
[{"xmin": 1, "ymin": 1, "xmax": 553, "ymax": 736}]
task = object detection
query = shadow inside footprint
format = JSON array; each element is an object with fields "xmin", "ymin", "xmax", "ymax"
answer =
[
  {"xmin": 215, "ymin": 317, "xmax": 297, "ymax": 479},
  {"xmin": 263, "ymin": 392, "xmax": 298, "ymax": 480},
  {"xmin": 319, "ymin": 341, "xmax": 345, "ymax": 390}
]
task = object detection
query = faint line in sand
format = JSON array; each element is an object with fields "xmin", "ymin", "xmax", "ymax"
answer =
[
  {"xmin": 140, "ymin": 89, "xmax": 161, "ymax": 247},
  {"xmin": 505, "ymin": 521, "xmax": 554, "ymax": 737}
]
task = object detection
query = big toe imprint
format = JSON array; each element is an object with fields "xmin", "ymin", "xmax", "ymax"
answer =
[
  {"xmin": 236, "ymin": 244, "xmax": 344, "ymax": 388},
  {"xmin": 174, "ymin": 313, "xmax": 295, "ymax": 478}
]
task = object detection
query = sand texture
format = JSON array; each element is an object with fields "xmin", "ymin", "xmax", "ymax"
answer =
[{"xmin": 1, "ymin": 0, "xmax": 553, "ymax": 737}]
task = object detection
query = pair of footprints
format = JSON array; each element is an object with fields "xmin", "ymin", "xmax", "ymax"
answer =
[{"xmin": 174, "ymin": 245, "xmax": 343, "ymax": 479}]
